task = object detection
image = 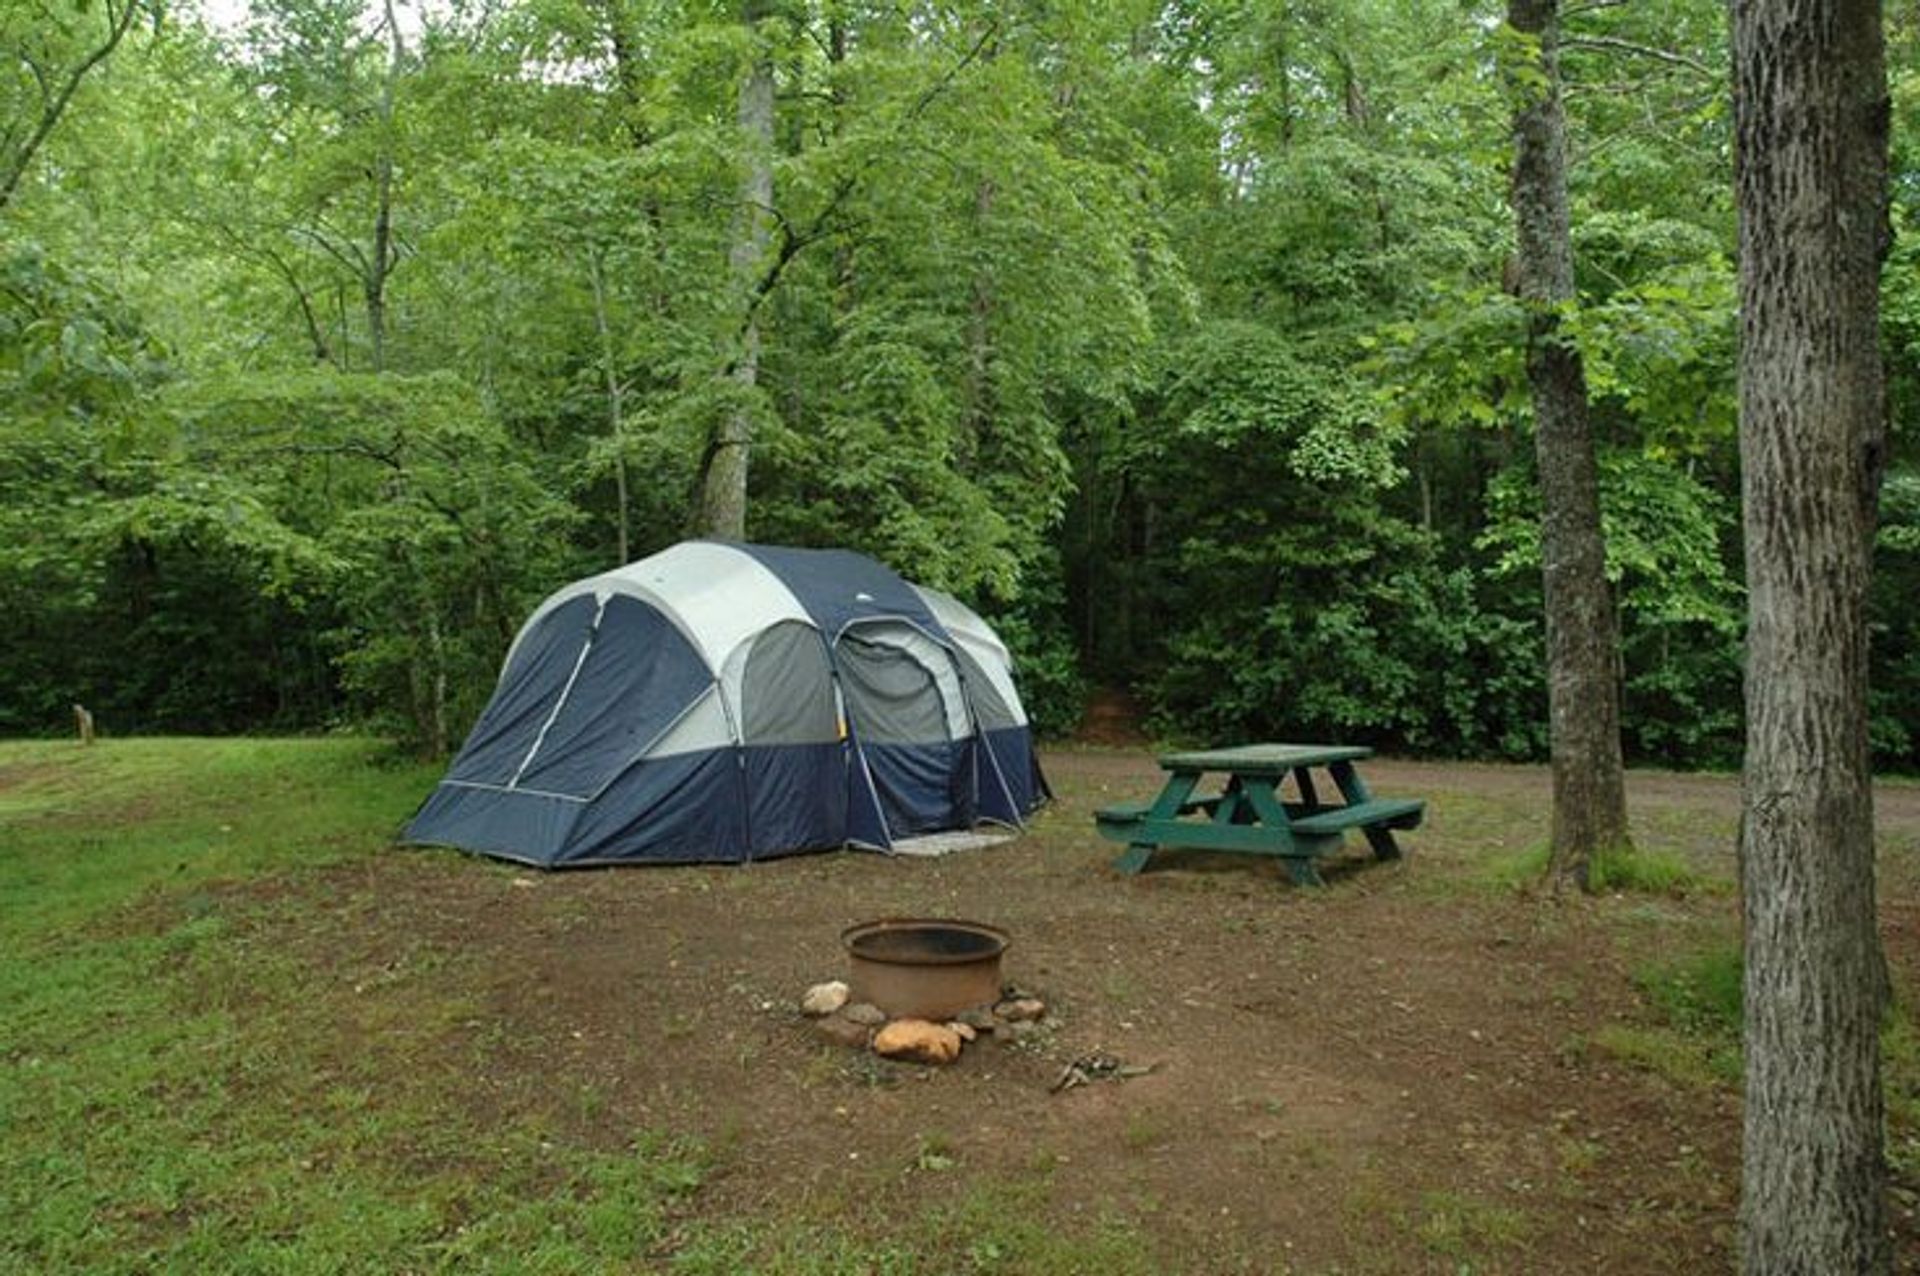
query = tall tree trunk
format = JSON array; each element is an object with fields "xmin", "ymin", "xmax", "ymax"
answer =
[
  {"xmin": 960, "ymin": 22, "xmax": 1001, "ymax": 455},
  {"xmin": 423, "ymin": 604, "xmax": 448, "ymax": 757},
  {"xmin": 1505, "ymin": 0, "xmax": 1630, "ymax": 890},
  {"xmin": 588, "ymin": 249, "xmax": 631, "ymax": 565},
  {"xmin": 964, "ymin": 177, "xmax": 996, "ymax": 452},
  {"xmin": 1274, "ymin": 18, "xmax": 1294, "ymax": 149},
  {"xmin": 828, "ymin": 10, "xmax": 855, "ymax": 311},
  {"xmin": 1732, "ymin": 1, "xmax": 1891, "ymax": 1269},
  {"xmin": 367, "ymin": 0, "xmax": 405, "ymax": 372},
  {"xmin": 696, "ymin": 0, "xmax": 774, "ymax": 540},
  {"xmin": 336, "ymin": 281, "xmax": 351, "ymax": 371}
]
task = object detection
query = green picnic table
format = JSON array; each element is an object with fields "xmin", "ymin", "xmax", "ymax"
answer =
[{"xmin": 1093, "ymin": 743, "xmax": 1425, "ymax": 887}]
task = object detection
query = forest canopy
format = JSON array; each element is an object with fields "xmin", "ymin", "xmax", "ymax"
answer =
[{"xmin": 4, "ymin": 0, "xmax": 1917, "ymax": 765}]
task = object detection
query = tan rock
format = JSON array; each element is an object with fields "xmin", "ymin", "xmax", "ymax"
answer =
[
  {"xmin": 995, "ymin": 997, "xmax": 1046, "ymax": 1023},
  {"xmin": 947, "ymin": 1021, "xmax": 978, "ymax": 1042},
  {"xmin": 842, "ymin": 1002, "xmax": 887, "ymax": 1026},
  {"xmin": 873, "ymin": 1019, "xmax": 963, "ymax": 1065},
  {"xmin": 800, "ymin": 980, "xmax": 851, "ymax": 1016}
]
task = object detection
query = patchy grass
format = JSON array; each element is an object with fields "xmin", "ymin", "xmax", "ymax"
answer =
[
  {"xmin": 0, "ymin": 736, "xmax": 442, "ymax": 933},
  {"xmin": 1887, "ymin": 1015, "xmax": 1920, "ymax": 1182},
  {"xmin": 1590, "ymin": 1023, "xmax": 1740, "ymax": 1090},
  {"xmin": 1638, "ymin": 943, "xmax": 1743, "ymax": 1035},
  {"xmin": 666, "ymin": 1177, "xmax": 1161, "ymax": 1276},
  {"xmin": 0, "ymin": 738, "xmax": 1169, "ymax": 1274},
  {"xmin": 1590, "ymin": 942, "xmax": 1743, "ymax": 1089},
  {"xmin": 1409, "ymin": 1189, "xmax": 1533, "ymax": 1263},
  {"xmin": 1597, "ymin": 939, "xmax": 1920, "ymax": 1155},
  {"xmin": 7, "ymin": 739, "xmax": 1917, "ymax": 1272},
  {"xmin": 1482, "ymin": 842, "xmax": 1709, "ymax": 896},
  {"xmin": 0, "ymin": 737, "xmax": 693, "ymax": 1272}
]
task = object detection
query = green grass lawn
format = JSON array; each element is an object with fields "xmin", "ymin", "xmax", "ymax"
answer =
[{"xmin": 0, "ymin": 739, "xmax": 1156, "ymax": 1275}]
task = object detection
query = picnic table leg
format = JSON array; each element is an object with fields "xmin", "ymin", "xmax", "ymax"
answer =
[
  {"xmin": 1112, "ymin": 771, "xmax": 1200, "ymax": 875},
  {"xmin": 1292, "ymin": 766, "xmax": 1319, "ymax": 810},
  {"xmin": 1284, "ymin": 856, "xmax": 1326, "ymax": 887},
  {"xmin": 1237, "ymin": 779, "xmax": 1328, "ymax": 887},
  {"xmin": 1331, "ymin": 760, "xmax": 1403, "ymax": 862},
  {"xmin": 1360, "ymin": 825, "xmax": 1404, "ymax": 861},
  {"xmin": 1216, "ymin": 777, "xmax": 1252, "ymax": 825},
  {"xmin": 1328, "ymin": 759, "xmax": 1373, "ymax": 804}
]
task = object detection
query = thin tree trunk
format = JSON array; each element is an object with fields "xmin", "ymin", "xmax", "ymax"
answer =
[
  {"xmin": 367, "ymin": 0, "xmax": 405, "ymax": 372},
  {"xmin": 424, "ymin": 604, "xmax": 448, "ymax": 757},
  {"xmin": 960, "ymin": 22, "xmax": 1001, "ymax": 454},
  {"xmin": 964, "ymin": 177, "xmax": 996, "ymax": 452},
  {"xmin": 588, "ymin": 249, "xmax": 631, "ymax": 565},
  {"xmin": 1732, "ymin": 1, "xmax": 1891, "ymax": 1268},
  {"xmin": 828, "ymin": 11, "xmax": 855, "ymax": 311},
  {"xmin": 696, "ymin": 0, "xmax": 774, "ymax": 540},
  {"xmin": 336, "ymin": 281, "xmax": 351, "ymax": 371},
  {"xmin": 1275, "ymin": 20, "xmax": 1294, "ymax": 149},
  {"xmin": 1506, "ymin": 0, "xmax": 1630, "ymax": 890}
]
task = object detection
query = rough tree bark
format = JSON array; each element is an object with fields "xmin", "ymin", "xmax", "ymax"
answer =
[
  {"xmin": 1505, "ymin": 0, "xmax": 1630, "ymax": 890},
  {"xmin": 696, "ymin": 0, "xmax": 774, "ymax": 541},
  {"xmin": 1732, "ymin": 1, "xmax": 1891, "ymax": 1269}
]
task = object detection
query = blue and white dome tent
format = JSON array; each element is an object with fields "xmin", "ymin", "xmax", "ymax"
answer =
[{"xmin": 406, "ymin": 541, "xmax": 1048, "ymax": 867}]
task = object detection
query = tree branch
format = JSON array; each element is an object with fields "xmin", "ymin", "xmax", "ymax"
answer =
[
  {"xmin": 729, "ymin": 21, "xmax": 1000, "ymax": 346},
  {"xmin": 0, "ymin": 0, "xmax": 144, "ymax": 211},
  {"xmin": 23, "ymin": 50, "xmax": 54, "ymax": 108},
  {"xmin": 199, "ymin": 217, "xmax": 336, "ymax": 363},
  {"xmin": 296, "ymin": 221, "xmax": 372, "ymax": 276},
  {"xmin": 1562, "ymin": 35, "xmax": 1714, "ymax": 77}
]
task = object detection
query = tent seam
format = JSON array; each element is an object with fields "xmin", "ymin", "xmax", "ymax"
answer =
[
  {"xmin": 508, "ymin": 596, "xmax": 606, "ymax": 789},
  {"xmin": 439, "ymin": 779, "xmax": 590, "ymax": 803}
]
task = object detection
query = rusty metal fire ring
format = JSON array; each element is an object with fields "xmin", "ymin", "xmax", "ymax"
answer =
[{"xmin": 841, "ymin": 918, "xmax": 1010, "ymax": 1021}]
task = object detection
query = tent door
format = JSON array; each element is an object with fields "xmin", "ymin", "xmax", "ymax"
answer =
[{"xmin": 834, "ymin": 623, "xmax": 970, "ymax": 839}]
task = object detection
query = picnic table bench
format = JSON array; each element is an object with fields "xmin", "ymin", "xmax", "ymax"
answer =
[{"xmin": 1093, "ymin": 743, "xmax": 1424, "ymax": 887}]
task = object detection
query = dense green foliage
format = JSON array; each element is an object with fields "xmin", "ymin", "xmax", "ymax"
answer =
[{"xmin": 2, "ymin": 0, "xmax": 1917, "ymax": 763}]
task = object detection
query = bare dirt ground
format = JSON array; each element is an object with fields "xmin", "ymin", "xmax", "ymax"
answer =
[{"xmin": 203, "ymin": 748, "xmax": 1920, "ymax": 1273}]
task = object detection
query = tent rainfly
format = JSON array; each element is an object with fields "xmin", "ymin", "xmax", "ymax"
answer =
[{"xmin": 405, "ymin": 541, "xmax": 1048, "ymax": 867}]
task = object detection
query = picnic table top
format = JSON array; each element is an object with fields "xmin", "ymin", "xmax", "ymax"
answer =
[{"xmin": 1156, "ymin": 743, "xmax": 1373, "ymax": 775}]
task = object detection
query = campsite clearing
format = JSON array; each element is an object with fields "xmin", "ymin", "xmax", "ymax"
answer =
[{"xmin": 3, "ymin": 738, "xmax": 1918, "ymax": 1273}]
